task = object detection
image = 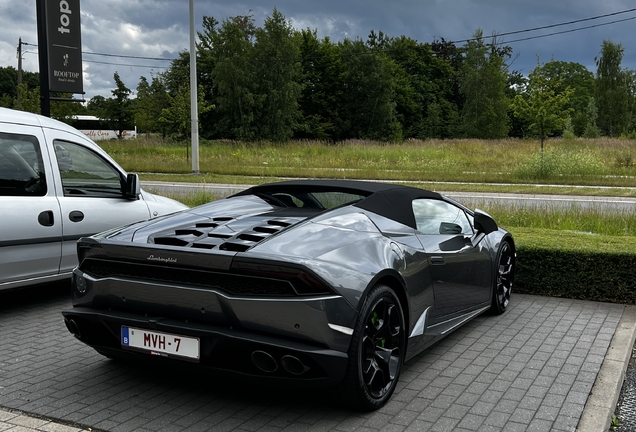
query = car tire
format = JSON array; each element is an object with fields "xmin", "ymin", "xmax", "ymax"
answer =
[
  {"xmin": 490, "ymin": 240, "xmax": 515, "ymax": 315},
  {"xmin": 338, "ymin": 284, "xmax": 406, "ymax": 411}
]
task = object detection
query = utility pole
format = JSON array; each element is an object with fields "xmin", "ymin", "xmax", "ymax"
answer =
[
  {"xmin": 16, "ymin": 37, "xmax": 23, "ymax": 108},
  {"xmin": 17, "ymin": 38, "xmax": 23, "ymax": 86}
]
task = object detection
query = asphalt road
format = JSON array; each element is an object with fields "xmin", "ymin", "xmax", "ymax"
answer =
[{"xmin": 141, "ymin": 181, "xmax": 636, "ymax": 212}]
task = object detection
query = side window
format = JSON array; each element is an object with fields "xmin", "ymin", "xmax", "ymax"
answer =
[
  {"xmin": 54, "ymin": 140, "xmax": 124, "ymax": 198},
  {"xmin": 412, "ymin": 199, "xmax": 473, "ymax": 235},
  {"xmin": 0, "ymin": 133, "xmax": 47, "ymax": 197}
]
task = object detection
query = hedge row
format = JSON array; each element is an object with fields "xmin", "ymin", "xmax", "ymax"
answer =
[{"xmin": 511, "ymin": 228, "xmax": 636, "ymax": 304}]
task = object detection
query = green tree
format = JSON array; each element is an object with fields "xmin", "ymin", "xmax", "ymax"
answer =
[
  {"xmin": 158, "ymin": 89, "xmax": 190, "ymax": 138},
  {"xmin": 50, "ymin": 93, "xmax": 84, "ymax": 122},
  {"xmin": 159, "ymin": 84, "xmax": 212, "ymax": 139},
  {"xmin": 160, "ymin": 51, "xmax": 191, "ymax": 97},
  {"xmin": 539, "ymin": 60, "xmax": 594, "ymax": 136},
  {"xmin": 296, "ymin": 29, "xmax": 343, "ymax": 141},
  {"xmin": 625, "ymin": 70, "xmax": 636, "ymax": 133},
  {"xmin": 506, "ymin": 70, "xmax": 529, "ymax": 138},
  {"xmin": 196, "ymin": 16, "xmax": 220, "ymax": 139},
  {"xmin": 86, "ymin": 95, "xmax": 107, "ymax": 117},
  {"xmin": 583, "ymin": 97, "xmax": 600, "ymax": 138},
  {"xmin": 373, "ymin": 33, "xmax": 458, "ymax": 139},
  {"xmin": 0, "ymin": 66, "xmax": 39, "ymax": 109},
  {"xmin": 106, "ymin": 72, "xmax": 134, "ymax": 138},
  {"xmin": 595, "ymin": 40, "xmax": 629, "ymax": 136},
  {"xmin": 512, "ymin": 60, "xmax": 573, "ymax": 150},
  {"xmin": 0, "ymin": 66, "xmax": 18, "ymax": 99},
  {"xmin": 253, "ymin": 8, "xmax": 302, "ymax": 141},
  {"xmin": 135, "ymin": 75, "xmax": 170, "ymax": 136},
  {"xmin": 431, "ymin": 37, "xmax": 464, "ymax": 121},
  {"xmin": 207, "ymin": 14, "xmax": 258, "ymax": 140},
  {"xmin": 0, "ymin": 94, "xmax": 12, "ymax": 108},
  {"xmin": 458, "ymin": 29, "xmax": 510, "ymax": 139},
  {"xmin": 15, "ymin": 83, "xmax": 40, "ymax": 114},
  {"xmin": 337, "ymin": 39, "xmax": 397, "ymax": 141}
]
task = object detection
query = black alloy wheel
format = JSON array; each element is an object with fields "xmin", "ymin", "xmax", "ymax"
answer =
[
  {"xmin": 339, "ymin": 284, "xmax": 406, "ymax": 411},
  {"xmin": 491, "ymin": 240, "xmax": 514, "ymax": 314}
]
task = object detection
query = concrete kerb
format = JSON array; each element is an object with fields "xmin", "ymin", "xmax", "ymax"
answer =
[
  {"xmin": 577, "ymin": 305, "xmax": 636, "ymax": 432},
  {"xmin": 0, "ymin": 406, "xmax": 91, "ymax": 431}
]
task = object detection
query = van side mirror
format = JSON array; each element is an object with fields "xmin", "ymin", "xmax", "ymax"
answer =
[
  {"xmin": 124, "ymin": 173, "xmax": 140, "ymax": 199},
  {"xmin": 474, "ymin": 209, "xmax": 498, "ymax": 235}
]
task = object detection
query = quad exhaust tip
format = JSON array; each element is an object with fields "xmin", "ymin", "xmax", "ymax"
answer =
[
  {"xmin": 64, "ymin": 318, "xmax": 81, "ymax": 339},
  {"xmin": 251, "ymin": 351, "xmax": 311, "ymax": 375},
  {"xmin": 251, "ymin": 350, "xmax": 278, "ymax": 373},
  {"xmin": 280, "ymin": 355, "xmax": 310, "ymax": 375}
]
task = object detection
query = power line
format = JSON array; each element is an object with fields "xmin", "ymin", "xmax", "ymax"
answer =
[
  {"xmin": 450, "ymin": 7, "xmax": 636, "ymax": 44},
  {"xmin": 83, "ymin": 52, "xmax": 174, "ymax": 61},
  {"xmin": 18, "ymin": 7, "xmax": 636, "ymax": 69},
  {"xmin": 503, "ymin": 15, "xmax": 636, "ymax": 44},
  {"xmin": 23, "ymin": 40, "xmax": 175, "ymax": 62},
  {"xmin": 83, "ymin": 59, "xmax": 169, "ymax": 69}
]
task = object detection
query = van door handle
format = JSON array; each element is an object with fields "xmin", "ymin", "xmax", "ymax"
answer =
[
  {"xmin": 69, "ymin": 210, "xmax": 84, "ymax": 223},
  {"xmin": 38, "ymin": 210, "xmax": 54, "ymax": 227},
  {"xmin": 430, "ymin": 256, "xmax": 445, "ymax": 265}
]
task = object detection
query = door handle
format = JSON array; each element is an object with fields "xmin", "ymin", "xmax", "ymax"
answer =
[
  {"xmin": 430, "ymin": 256, "xmax": 445, "ymax": 265},
  {"xmin": 38, "ymin": 210, "xmax": 54, "ymax": 227},
  {"xmin": 69, "ymin": 210, "xmax": 84, "ymax": 223}
]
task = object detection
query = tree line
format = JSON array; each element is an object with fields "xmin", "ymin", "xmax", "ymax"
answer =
[{"xmin": 1, "ymin": 8, "xmax": 635, "ymax": 142}]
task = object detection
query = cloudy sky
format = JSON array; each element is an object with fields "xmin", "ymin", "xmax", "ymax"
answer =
[{"xmin": 1, "ymin": 0, "xmax": 635, "ymax": 101}]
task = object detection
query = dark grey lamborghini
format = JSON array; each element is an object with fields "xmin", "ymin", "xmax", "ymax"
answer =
[{"xmin": 62, "ymin": 180, "xmax": 515, "ymax": 410}]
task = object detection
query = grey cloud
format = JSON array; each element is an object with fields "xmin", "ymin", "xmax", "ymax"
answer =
[{"xmin": 0, "ymin": 0, "xmax": 635, "ymax": 99}]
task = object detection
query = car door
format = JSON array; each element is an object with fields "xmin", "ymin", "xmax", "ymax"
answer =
[
  {"xmin": 0, "ymin": 127, "xmax": 63, "ymax": 288},
  {"xmin": 43, "ymin": 129, "xmax": 153, "ymax": 274},
  {"xmin": 412, "ymin": 198, "xmax": 492, "ymax": 319}
]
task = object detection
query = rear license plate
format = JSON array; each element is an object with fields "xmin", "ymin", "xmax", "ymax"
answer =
[{"xmin": 121, "ymin": 326, "xmax": 200, "ymax": 362}]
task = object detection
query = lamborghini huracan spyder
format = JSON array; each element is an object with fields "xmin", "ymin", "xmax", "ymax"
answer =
[{"xmin": 62, "ymin": 180, "xmax": 515, "ymax": 410}]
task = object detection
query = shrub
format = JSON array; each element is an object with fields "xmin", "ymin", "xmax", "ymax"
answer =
[
  {"xmin": 512, "ymin": 228, "xmax": 636, "ymax": 304},
  {"xmin": 515, "ymin": 247, "xmax": 635, "ymax": 303}
]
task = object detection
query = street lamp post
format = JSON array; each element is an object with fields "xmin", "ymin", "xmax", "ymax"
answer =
[{"xmin": 189, "ymin": 0, "xmax": 200, "ymax": 174}]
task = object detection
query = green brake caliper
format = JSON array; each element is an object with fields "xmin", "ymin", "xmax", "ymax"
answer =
[{"xmin": 371, "ymin": 311, "xmax": 386, "ymax": 347}]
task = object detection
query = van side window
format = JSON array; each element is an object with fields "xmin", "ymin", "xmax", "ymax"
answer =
[
  {"xmin": 54, "ymin": 140, "xmax": 124, "ymax": 198},
  {"xmin": 0, "ymin": 133, "xmax": 47, "ymax": 197},
  {"xmin": 412, "ymin": 199, "xmax": 473, "ymax": 235}
]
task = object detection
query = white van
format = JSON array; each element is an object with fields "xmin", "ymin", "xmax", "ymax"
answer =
[{"xmin": 0, "ymin": 108, "xmax": 188, "ymax": 290}]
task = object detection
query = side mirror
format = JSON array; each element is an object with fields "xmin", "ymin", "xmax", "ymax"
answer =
[
  {"xmin": 439, "ymin": 222, "xmax": 463, "ymax": 235},
  {"xmin": 124, "ymin": 173, "xmax": 140, "ymax": 199},
  {"xmin": 474, "ymin": 209, "xmax": 498, "ymax": 235}
]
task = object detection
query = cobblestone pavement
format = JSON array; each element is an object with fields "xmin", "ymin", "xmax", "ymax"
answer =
[{"xmin": 0, "ymin": 283, "xmax": 625, "ymax": 432}]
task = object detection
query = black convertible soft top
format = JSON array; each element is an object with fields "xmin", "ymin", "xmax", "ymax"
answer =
[{"xmin": 234, "ymin": 180, "xmax": 444, "ymax": 230}]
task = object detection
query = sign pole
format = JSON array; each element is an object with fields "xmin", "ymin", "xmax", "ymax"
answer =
[{"xmin": 36, "ymin": 0, "xmax": 50, "ymax": 116}]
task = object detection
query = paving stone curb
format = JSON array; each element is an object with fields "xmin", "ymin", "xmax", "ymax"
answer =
[
  {"xmin": 577, "ymin": 305, "xmax": 636, "ymax": 432},
  {"xmin": 0, "ymin": 406, "xmax": 92, "ymax": 431}
]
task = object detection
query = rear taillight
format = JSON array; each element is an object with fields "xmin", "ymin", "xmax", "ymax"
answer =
[{"xmin": 231, "ymin": 261, "xmax": 333, "ymax": 296}]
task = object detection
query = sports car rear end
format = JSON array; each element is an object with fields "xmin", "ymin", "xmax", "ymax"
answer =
[{"xmin": 62, "ymin": 197, "xmax": 381, "ymax": 386}]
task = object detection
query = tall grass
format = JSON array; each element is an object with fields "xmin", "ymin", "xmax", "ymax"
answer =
[
  {"xmin": 469, "ymin": 202, "xmax": 636, "ymax": 237},
  {"xmin": 101, "ymin": 136, "xmax": 636, "ymax": 186},
  {"xmin": 118, "ymin": 136, "xmax": 636, "ymax": 239}
]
